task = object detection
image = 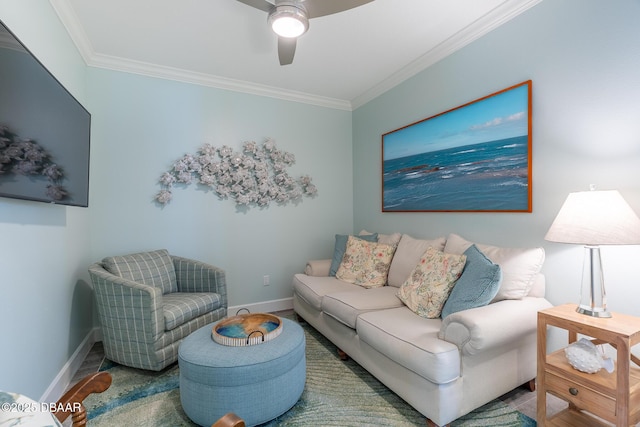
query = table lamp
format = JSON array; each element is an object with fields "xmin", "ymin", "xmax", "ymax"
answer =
[{"xmin": 545, "ymin": 187, "xmax": 640, "ymax": 317}]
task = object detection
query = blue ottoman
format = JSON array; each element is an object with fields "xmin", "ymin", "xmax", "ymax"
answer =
[{"xmin": 178, "ymin": 317, "xmax": 306, "ymax": 427}]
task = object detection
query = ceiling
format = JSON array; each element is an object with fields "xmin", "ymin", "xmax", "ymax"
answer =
[{"xmin": 49, "ymin": 0, "xmax": 541, "ymax": 110}]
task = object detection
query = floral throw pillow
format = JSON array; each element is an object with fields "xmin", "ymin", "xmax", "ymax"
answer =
[
  {"xmin": 397, "ymin": 247, "xmax": 467, "ymax": 318},
  {"xmin": 336, "ymin": 236, "xmax": 397, "ymax": 288}
]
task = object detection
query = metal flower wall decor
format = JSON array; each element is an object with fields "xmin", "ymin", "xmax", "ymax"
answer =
[
  {"xmin": 0, "ymin": 125, "xmax": 67, "ymax": 201},
  {"xmin": 155, "ymin": 138, "xmax": 317, "ymax": 208}
]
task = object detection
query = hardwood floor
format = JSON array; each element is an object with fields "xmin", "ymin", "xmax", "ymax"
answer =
[{"xmin": 68, "ymin": 341, "xmax": 105, "ymax": 386}]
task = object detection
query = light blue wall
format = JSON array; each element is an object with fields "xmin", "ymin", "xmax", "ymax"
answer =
[
  {"xmin": 1, "ymin": 1, "xmax": 353, "ymax": 399},
  {"xmin": 0, "ymin": 1, "xmax": 92, "ymax": 398},
  {"xmin": 85, "ymin": 68, "xmax": 353, "ymax": 308},
  {"xmin": 353, "ymin": 0, "xmax": 640, "ymax": 337}
]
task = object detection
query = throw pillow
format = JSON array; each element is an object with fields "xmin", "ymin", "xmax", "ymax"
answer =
[
  {"xmin": 387, "ymin": 234, "xmax": 447, "ymax": 287},
  {"xmin": 440, "ymin": 244, "xmax": 502, "ymax": 319},
  {"xmin": 443, "ymin": 233, "xmax": 545, "ymax": 302},
  {"xmin": 359, "ymin": 229, "xmax": 403, "ymax": 246},
  {"xmin": 329, "ymin": 233, "xmax": 378, "ymax": 276},
  {"xmin": 396, "ymin": 247, "xmax": 467, "ymax": 318},
  {"xmin": 102, "ymin": 249, "xmax": 178, "ymax": 294},
  {"xmin": 335, "ymin": 236, "xmax": 396, "ymax": 288}
]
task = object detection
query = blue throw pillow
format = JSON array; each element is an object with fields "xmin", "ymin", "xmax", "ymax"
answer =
[
  {"xmin": 441, "ymin": 244, "xmax": 502, "ymax": 318},
  {"xmin": 329, "ymin": 233, "xmax": 378, "ymax": 276}
]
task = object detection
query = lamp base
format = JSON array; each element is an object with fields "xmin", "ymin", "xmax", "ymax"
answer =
[
  {"xmin": 576, "ymin": 305, "xmax": 612, "ymax": 318},
  {"xmin": 576, "ymin": 245, "xmax": 611, "ymax": 318}
]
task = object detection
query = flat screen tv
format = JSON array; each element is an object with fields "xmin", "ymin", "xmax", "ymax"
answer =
[{"xmin": 0, "ymin": 19, "xmax": 90, "ymax": 207}]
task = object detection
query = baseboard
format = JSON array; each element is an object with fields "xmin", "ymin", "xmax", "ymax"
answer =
[
  {"xmin": 41, "ymin": 298, "xmax": 292, "ymax": 401},
  {"xmin": 228, "ymin": 297, "xmax": 293, "ymax": 316},
  {"xmin": 40, "ymin": 327, "xmax": 100, "ymax": 403}
]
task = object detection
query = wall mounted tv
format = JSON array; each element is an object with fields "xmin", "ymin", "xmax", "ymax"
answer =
[{"xmin": 0, "ymin": 19, "xmax": 90, "ymax": 207}]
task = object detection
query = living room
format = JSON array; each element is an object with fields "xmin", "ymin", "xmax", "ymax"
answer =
[{"xmin": 2, "ymin": 0, "xmax": 640, "ymax": 419}]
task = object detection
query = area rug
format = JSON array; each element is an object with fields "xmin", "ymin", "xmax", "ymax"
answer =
[{"xmin": 84, "ymin": 321, "xmax": 536, "ymax": 426}]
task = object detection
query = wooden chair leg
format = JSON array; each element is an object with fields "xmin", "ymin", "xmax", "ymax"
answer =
[
  {"xmin": 70, "ymin": 406, "xmax": 87, "ymax": 427},
  {"xmin": 53, "ymin": 371, "xmax": 112, "ymax": 426}
]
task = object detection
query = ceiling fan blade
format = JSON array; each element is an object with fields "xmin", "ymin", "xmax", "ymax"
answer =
[
  {"xmin": 278, "ymin": 37, "xmax": 297, "ymax": 65},
  {"xmin": 236, "ymin": 0, "xmax": 273, "ymax": 13},
  {"xmin": 302, "ymin": 0, "xmax": 374, "ymax": 19}
]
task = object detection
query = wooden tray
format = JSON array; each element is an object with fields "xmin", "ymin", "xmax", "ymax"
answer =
[{"xmin": 212, "ymin": 313, "xmax": 282, "ymax": 346}]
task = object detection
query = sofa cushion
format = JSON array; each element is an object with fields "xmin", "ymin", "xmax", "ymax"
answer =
[
  {"xmin": 162, "ymin": 292, "xmax": 219, "ymax": 331},
  {"xmin": 377, "ymin": 232, "xmax": 402, "ymax": 246},
  {"xmin": 329, "ymin": 233, "xmax": 378, "ymax": 276},
  {"xmin": 322, "ymin": 287, "xmax": 404, "ymax": 329},
  {"xmin": 292, "ymin": 274, "xmax": 363, "ymax": 310},
  {"xmin": 529, "ymin": 274, "xmax": 546, "ymax": 298},
  {"xmin": 335, "ymin": 236, "xmax": 396, "ymax": 288},
  {"xmin": 444, "ymin": 233, "xmax": 545, "ymax": 302},
  {"xmin": 359, "ymin": 229, "xmax": 403, "ymax": 246},
  {"xmin": 103, "ymin": 249, "xmax": 178, "ymax": 294},
  {"xmin": 396, "ymin": 247, "xmax": 466, "ymax": 318},
  {"xmin": 357, "ymin": 307, "xmax": 460, "ymax": 384},
  {"xmin": 387, "ymin": 234, "xmax": 447, "ymax": 287},
  {"xmin": 441, "ymin": 244, "xmax": 502, "ymax": 319}
]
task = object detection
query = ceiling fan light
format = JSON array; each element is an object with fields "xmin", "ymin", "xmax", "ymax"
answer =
[
  {"xmin": 268, "ymin": 4, "xmax": 308, "ymax": 38},
  {"xmin": 272, "ymin": 16, "xmax": 305, "ymax": 37}
]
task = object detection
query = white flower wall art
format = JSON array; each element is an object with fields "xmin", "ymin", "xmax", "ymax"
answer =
[{"xmin": 155, "ymin": 138, "xmax": 317, "ymax": 208}]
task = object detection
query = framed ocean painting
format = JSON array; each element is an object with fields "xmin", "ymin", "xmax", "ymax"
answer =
[{"xmin": 382, "ymin": 80, "xmax": 532, "ymax": 212}]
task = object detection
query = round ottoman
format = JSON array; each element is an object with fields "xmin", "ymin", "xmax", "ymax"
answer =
[{"xmin": 178, "ymin": 317, "xmax": 306, "ymax": 427}]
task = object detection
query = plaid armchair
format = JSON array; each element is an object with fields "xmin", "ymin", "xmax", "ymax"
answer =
[{"xmin": 88, "ymin": 249, "xmax": 227, "ymax": 370}]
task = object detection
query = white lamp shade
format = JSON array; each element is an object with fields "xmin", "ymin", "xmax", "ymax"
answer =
[{"xmin": 545, "ymin": 190, "xmax": 640, "ymax": 245}]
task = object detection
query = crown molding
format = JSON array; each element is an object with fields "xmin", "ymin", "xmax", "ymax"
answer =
[
  {"xmin": 350, "ymin": 0, "xmax": 543, "ymax": 110},
  {"xmin": 89, "ymin": 53, "xmax": 353, "ymax": 110},
  {"xmin": 49, "ymin": 0, "xmax": 351, "ymax": 111},
  {"xmin": 49, "ymin": 0, "xmax": 95, "ymax": 60},
  {"xmin": 50, "ymin": 0, "xmax": 541, "ymax": 112}
]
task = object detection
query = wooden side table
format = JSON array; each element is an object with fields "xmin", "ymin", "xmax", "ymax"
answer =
[{"xmin": 537, "ymin": 304, "xmax": 640, "ymax": 426}]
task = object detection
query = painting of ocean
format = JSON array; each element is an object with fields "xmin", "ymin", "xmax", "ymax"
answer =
[
  {"xmin": 383, "ymin": 135, "xmax": 529, "ymax": 211},
  {"xmin": 382, "ymin": 81, "xmax": 531, "ymax": 212}
]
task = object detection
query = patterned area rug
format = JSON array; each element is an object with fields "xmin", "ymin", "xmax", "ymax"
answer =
[{"xmin": 84, "ymin": 320, "xmax": 536, "ymax": 426}]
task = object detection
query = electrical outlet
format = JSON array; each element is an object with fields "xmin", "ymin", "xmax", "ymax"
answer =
[{"xmin": 263, "ymin": 275, "xmax": 270, "ymax": 286}]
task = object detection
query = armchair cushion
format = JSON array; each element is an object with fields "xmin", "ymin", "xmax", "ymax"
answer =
[
  {"xmin": 102, "ymin": 249, "xmax": 178, "ymax": 295},
  {"xmin": 163, "ymin": 292, "xmax": 221, "ymax": 331}
]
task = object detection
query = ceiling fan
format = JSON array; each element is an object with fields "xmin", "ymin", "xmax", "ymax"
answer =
[{"xmin": 236, "ymin": 0, "xmax": 374, "ymax": 65}]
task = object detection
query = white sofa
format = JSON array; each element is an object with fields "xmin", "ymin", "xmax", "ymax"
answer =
[{"xmin": 292, "ymin": 232, "xmax": 552, "ymax": 427}]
